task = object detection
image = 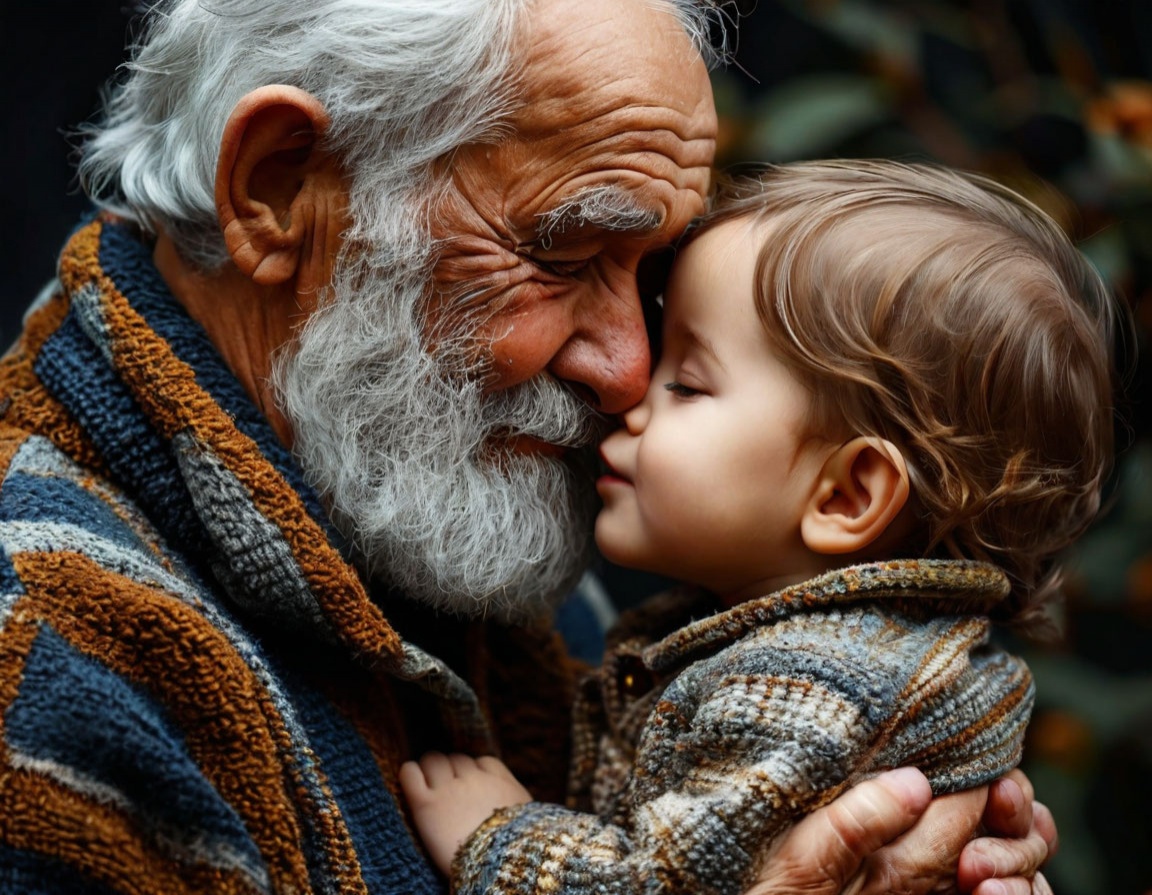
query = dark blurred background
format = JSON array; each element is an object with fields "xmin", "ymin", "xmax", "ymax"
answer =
[{"xmin": 4, "ymin": 2, "xmax": 1151, "ymax": 892}]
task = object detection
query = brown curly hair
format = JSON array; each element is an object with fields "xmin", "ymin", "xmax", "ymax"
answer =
[{"xmin": 692, "ymin": 160, "xmax": 1122, "ymax": 634}]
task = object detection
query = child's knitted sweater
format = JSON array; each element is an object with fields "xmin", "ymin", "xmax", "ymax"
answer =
[{"xmin": 453, "ymin": 560, "xmax": 1034, "ymax": 895}]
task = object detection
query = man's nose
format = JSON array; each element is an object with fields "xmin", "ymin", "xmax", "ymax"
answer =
[{"xmin": 551, "ymin": 282, "xmax": 651, "ymax": 414}]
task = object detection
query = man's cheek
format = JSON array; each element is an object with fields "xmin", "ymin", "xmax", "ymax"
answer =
[
  {"xmin": 481, "ymin": 294, "xmax": 575, "ymax": 391},
  {"xmin": 422, "ymin": 249, "xmax": 527, "ymax": 344}
]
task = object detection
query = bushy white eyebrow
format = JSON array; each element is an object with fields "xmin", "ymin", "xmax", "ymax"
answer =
[{"xmin": 535, "ymin": 185, "xmax": 664, "ymax": 249}]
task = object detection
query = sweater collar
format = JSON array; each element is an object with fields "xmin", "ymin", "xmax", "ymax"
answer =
[{"xmin": 642, "ymin": 559, "xmax": 1011, "ymax": 676}]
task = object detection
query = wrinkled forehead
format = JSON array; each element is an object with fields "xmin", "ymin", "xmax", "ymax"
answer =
[
  {"xmin": 483, "ymin": 0, "xmax": 716, "ymax": 236},
  {"xmin": 519, "ymin": 1, "xmax": 708, "ymax": 106},
  {"xmin": 513, "ymin": 0, "xmax": 716, "ymax": 155}
]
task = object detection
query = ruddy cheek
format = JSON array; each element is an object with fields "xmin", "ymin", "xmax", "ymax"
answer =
[{"xmin": 484, "ymin": 301, "xmax": 572, "ymax": 391}]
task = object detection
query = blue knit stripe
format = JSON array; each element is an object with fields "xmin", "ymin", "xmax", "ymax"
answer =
[
  {"xmin": 94, "ymin": 221, "xmax": 340, "ymax": 549},
  {"xmin": 33, "ymin": 309, "xmax": 214, "ymax": 568},
  {"xmin": 0, "ymin": 469, "xmax": 152, "ymax": 558},
  {"xmin": 0, "ymin": 842, "xmax": 120, "ymax": 895},
  {"xmin": 4, "ymin": 625, "xmax": 269, "ymax": 888},
  {"xmin": 280, "ymin": 664, "xmax": 445, "ymax": 895},
  {"xmin": 0, "ymin": 541, "xmax": 25, "ymax": 605}
]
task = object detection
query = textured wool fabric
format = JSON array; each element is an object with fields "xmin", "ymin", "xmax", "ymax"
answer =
[
  {"xmin": 453, "ymin": 560, "xmax": 1034, "ymax": 895},
  {"xmin": 0, "ymin": 215, "xmax": 577, "ymax": 893}
]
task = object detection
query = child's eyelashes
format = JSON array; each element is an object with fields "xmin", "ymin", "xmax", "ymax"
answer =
[{"xmin": 663, "ymin": 381, "xmax": 702, "ymax": 398}]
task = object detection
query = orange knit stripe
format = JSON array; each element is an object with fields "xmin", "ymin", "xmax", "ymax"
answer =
[
  {"xmin": 62, "ymin": 217, "xmax": 404, "ymax": 669},
  {"xmin": 904, "ymin": 674, "xmax": 1033, "ymax": 768},
  {"xmin": 0, "ymin": 425, "xmax": 30, "ymax": 483},
  {"xmin": 0, "ymin": 597, "xmax": 255, "ymax": 893},
  {"xmin": 9, "ymin": 549, "xmax": 326, "ymax": 894},
  {"xmin": 0, "ymin": 604, "xmax": 41, "ymax": 752},
  {"xmin": 0, "ymin": 287, "xmax": 102, "ymax": 472}
]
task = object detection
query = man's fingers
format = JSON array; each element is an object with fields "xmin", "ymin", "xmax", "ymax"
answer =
[
  {"xmin": 1032, "ymin": 803, "xmax": 1058, "ymax": 858},
  {"xmin": 982, "ymin": 773, "xmax": 1031, "ymax": 837},
  {"xmin": 971, "ymin": 878, "xmax": 1033, "ymax": 895},
  {"xmin": 746, "ymin": 768, "xmax": 932, "ymax": 895},
  {"xmin": 815, "ymin": 769, "xmax": 932, "ymax": 865},
  {"xmin": 958, "ymin": 831, "xmax": 1049, "ymax": 892},
  {"xmin": 971, "ymin": 872, "xmax": 1051, "ymax": 895},
  {"xmin": 855, "ymin": 786, "xmax": 986, "ymax": 895}
]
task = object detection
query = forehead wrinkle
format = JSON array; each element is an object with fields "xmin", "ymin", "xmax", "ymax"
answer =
[
  {"xmin": 520, "ymin": 0, "xmax": 703, "ymax": 98},
  {"xmin": 525, "ymin": 98, "xmax": 716, "ymax": 155}
]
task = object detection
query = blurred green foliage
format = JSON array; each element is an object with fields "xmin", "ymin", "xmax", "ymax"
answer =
[{"xmin": 713, "ymin": 3, "xmax": 1152, "ymax": 892}]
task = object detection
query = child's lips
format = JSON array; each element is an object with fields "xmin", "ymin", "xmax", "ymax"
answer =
[{"xmin": 597, "ymin": 447, "xmax": 632, "ymax": 489}]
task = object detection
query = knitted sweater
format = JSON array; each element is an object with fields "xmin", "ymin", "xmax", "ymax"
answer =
[
  {"xmin": 0, "ymin": 215, "xmax": 578, "ymax": 894},
  {"xmin": 453, "ymin": 560, "xmax": 1034, "ymax": 895}
]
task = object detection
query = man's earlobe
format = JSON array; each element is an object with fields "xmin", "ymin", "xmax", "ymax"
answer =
[
  {"xmin": 800, "ymin": 437, "xmax": 911, "ymax": 555},
  {"xmin": 215, "ymin": 86, "xmax": 331, "ymax": 286}
]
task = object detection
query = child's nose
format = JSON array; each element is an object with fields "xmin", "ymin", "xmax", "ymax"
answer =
[{"xmin": 621, "ymin": 393, "xmax": 652, "ymax": 435}]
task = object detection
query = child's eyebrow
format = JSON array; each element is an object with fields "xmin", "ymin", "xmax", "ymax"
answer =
[{"xmin": 669, "ymin": 321, "xmax": 727, "ymax": 373}]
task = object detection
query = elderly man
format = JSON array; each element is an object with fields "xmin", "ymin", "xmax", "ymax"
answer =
[{"xmin": 0, "ymin": 0, "xmax": 1052, "ymax": 891}]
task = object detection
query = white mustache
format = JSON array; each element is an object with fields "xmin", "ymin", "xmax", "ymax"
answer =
[{"xmin": 481, "ymin": 376, "xmax": 610, "ymax": 449}]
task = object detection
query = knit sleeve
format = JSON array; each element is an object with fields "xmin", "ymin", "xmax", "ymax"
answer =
[
  {"xmin": 450, "ymin": 630, "xmax": 895, "ymax": 895},
  {"xmin": 451, "ymin": 801, "xmax": 647, "ymax": 895}
]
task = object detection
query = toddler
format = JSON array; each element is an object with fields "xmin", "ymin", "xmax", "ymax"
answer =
[{"xmin": 399, "ymin": 160, "xmax": 1119, "ymax": 895}]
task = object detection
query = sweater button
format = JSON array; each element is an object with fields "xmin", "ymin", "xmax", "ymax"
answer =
[{"xmin": 617, "ymin": 655, "xmax": 653, "ymax": 698}]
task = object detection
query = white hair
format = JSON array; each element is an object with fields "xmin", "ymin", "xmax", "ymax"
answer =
[
  {"xmin": 274, "ymin": 246, "xmax": 609, "ymax": 618},
  {"xmin": 79, "ymin": 0, "xmax": 528, "ymax": 268},
  {"xmin": 78, "ymin": 0, "xmax": 728, "ymax": 269}
]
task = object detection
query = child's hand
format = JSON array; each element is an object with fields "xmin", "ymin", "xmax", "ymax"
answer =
[{"xmin": 398, "ymin": 752, "xmax": 532, "ymax": 876}]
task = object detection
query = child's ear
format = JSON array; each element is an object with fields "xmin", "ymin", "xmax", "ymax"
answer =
[{"xmin": 801, "ymin": 437, "xmax": 911, "ymax": 555}]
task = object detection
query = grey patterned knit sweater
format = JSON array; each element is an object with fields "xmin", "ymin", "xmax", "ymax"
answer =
[{"xmin": 452, "ymin": 559, "xmax": 1034, "ymax": 895}]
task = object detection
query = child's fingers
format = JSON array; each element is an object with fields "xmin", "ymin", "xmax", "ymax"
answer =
[
  {"xmin": 447, "ymin": 753, "xmax": 480, "ymax": 777},
  {"xmin": 397, "ymin": 760, "xmax": 430, "ymax": 797},
  {"xmin": 416, "ymin": 751, "xmax": 455, "ymax": 786},
  {"xmin": 476, "ymin": 755, "xmax": 516, "ymax": 780}
]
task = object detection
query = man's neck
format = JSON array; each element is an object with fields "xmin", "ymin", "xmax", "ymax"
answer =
[{"xmin": 153, "ymin": 233, "xmax": 306, "ymax": 447}]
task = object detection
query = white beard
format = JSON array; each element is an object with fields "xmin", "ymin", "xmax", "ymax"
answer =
[{"xmin": 273, "ymin": 224, "xmax": 605, "ymax": 622}]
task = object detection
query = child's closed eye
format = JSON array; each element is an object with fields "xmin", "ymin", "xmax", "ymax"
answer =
[{"xmin": 664, "ymin": 381, "xmax": 702, "ymax": 398}]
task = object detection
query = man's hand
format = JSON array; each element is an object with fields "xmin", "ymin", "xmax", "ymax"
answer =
[
  {"xmin": 399, "ymin": 752, "xmax": 532, "ymax": 876},
  {"xmin": 744, "ymin": 769, "xmax": 1056, "ymax": 895},
  {"xmin": 743, "ymin": 768, "xmax": 932, "ymax": 895},
  {"xmin": 959, "ymin": 771, "xmax": 1057, "ymax": 895}
]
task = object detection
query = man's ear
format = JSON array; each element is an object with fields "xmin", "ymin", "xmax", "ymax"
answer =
[
  {"xmin": 215, "ymin": 85, "xmax": 331, "ymax": 286},
  {"xmin": 800, "ymin": 437, "xmax": 911, "ymax": 555}
]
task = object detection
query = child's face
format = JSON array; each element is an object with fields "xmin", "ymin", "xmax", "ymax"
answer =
[{"xmin": 596, "ymin": 219, "xmax": 831, "ymax": 602}]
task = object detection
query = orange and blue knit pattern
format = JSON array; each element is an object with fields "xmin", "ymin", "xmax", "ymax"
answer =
[
  {"xmin": 453, "ymin": 560, "xmax": 1035, "ymax": 895},
  {"xmin": 0, "ymin": 215, "xmax": 559, "ymax": 893}
]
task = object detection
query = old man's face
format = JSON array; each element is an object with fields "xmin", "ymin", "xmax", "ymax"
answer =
[
  {"xmin": 281, "ymin": 0, "xmax": 717, "ymax": 617},
  {"xmin": 430, "ymin": 0, "xmax": 717, "ymax": 419}
]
